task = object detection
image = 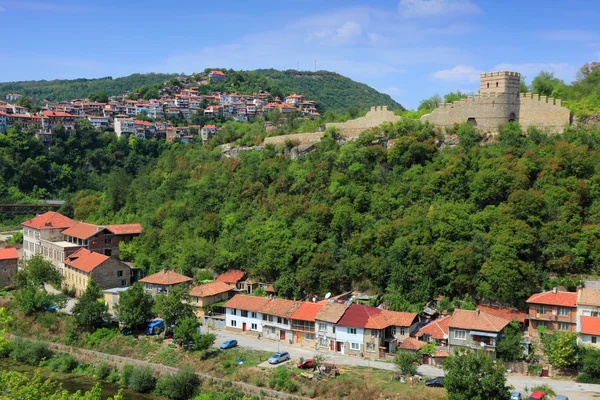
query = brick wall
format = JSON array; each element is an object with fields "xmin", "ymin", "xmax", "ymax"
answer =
[{"xmin": 0, "ymin": 258, "xmax": 17, "ymax": 286}]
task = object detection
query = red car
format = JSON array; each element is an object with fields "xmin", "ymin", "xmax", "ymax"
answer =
[{"xmin": 297, "ymin": 358, "xmax": 316, "ymax": 369}]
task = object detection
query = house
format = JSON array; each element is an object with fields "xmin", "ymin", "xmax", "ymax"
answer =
[
  {"xmin": 64, "ymin": 248, "xmax": 131, "ymax": 296},
  {"xmin": 260, "ymin": 298, "xmax": 300, "ymax": 342},
  {"xmin": 315, "ymin": 302, "xmax": 349, "ymax": 353},
  {"xmin": 576, "ymin": 288, "xmax": 600, "ymax": 346},
  {"xmin": 22, "ymin": 212, "xmax": 75, "ymax": 260},
  {"xmin": 87, "ymin": 116, "xmax": 109, "ymax": 130},
  {"xmin": 398, "ymin": 337, "xmax": 427, "ymax": 352},
  {"xmin": 39, "ymin": 239, "xmax": 84, "ymax": 277},
  {"xmin": 415, "ymin": 315, "xmax": 450, "ymax": 347},
  {"xmin": 285, "ymin": 94, "xmax": 304, "ymax": 106},
  {"xmin": 477, "ymin": 305, "xmax": 527, "ymax": 326},
  {"xmin": 139, "ymin": 269, "xmax": 193, "ymax": 295},
  {"xmin": 40, "ymin": 111, "xmax": 77, "ymax": 133},
  {"xmin": 103, "ymin": 287, "xmax": 130, "ymax": 313},
  {"xmin": 526, "ymin": 288, "xmax": 578, "ymax": 335},
  {"xmin": 189, "ymin": 281, "xmax": 234, "ymax": 308},
  {"xmin": 216, "ymin": 270, "xmax": 247, "ymax": 287},
  {"xmin": 224, "ymin": 294, "xmax": 271, "ymax": 333},
  {"xmin": 208, "ymin": 70, "xmax": 226, "ymax": 82},
  {"xmin": 448, "ymin": 309, "xmax": 511, "ymax": 358},
  {"xmin": 290, "ymin": 302, "xmax": 323, "ymax": 346},
  {"xmin": 114, "ymin": 117, "xmax": 136, "ymax": 138},
  {"xmin": 580, "ymin": 317, "xmax": 600, "ymax": 347},
  {"xmin": 61, "ymin": 222, "xmax": 142, "ymax": 258},
  {"xmin": 201, "ymin": 124, "xmax": 216, "ymax": 143},
  {"xmin": 0, "ymin": 247, "xmax": 18, "ymax": 287}
]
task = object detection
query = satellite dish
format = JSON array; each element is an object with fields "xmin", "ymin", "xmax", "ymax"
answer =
[
  {"xmin": 325, "ymin": 292, "xmax": 331, "ymax": 299},
  {"xmin": 480, "ymin": 342, "xmax": 486, "ymax": 347},
  {"xmin": 443, "ymin": 334, "xmax": 448, "ymax": 339}
]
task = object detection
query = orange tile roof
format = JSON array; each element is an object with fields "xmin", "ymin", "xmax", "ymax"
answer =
[
  {"xmin": 189, "ymin": 281, "xmax": 234, "ymax": 298},
  {"xmin": 265, "ymin": 284, "xmax": 275, "ymax": 293},
  {"xmin": 22, "ymin": 212, "xmax": 75, "ymax": 230},
  {"xmin": 399, "ymin": 337, "xmax": 427, "ymax": 351},
  {"xmin": 290, "ymin": 302, "xmax": 324, "ymax": 322},
  {"xmin": 381, "ymin": 310, "xmax": 419, "ymax": 327},
  {"xmin": 526, "ymin": 291, "xmax": 578, "ymax": 307},
  {"xmin": 65, "ymin": 248, "xmax": 109, "ymax": 273},
  {"xmin": 434, "ymin": 350, "xmax": 449, "ymax": 357},
  {"xmin": 139, "ymin": 270, "xmax": 193, "ymax": 285},
  {"xmin": 0, "ymin": 247, "xmax": 18, "ymax": 260},
  {"xmin": 262, "ymin": 298, "xmax": 301, "ymax": 318},
  {"xmin": 416, "ymin": 316, "xmax": 450, "ymax": 340},
  {"xmin": 105, "ymin": 224, "xmax": 143, "ymax": 235},
  {"xmin": 449, "ymin": 309, "xmax": 510, "ymax": 332},
  {"xmin": 42, "ymin": 111, "xmax": 74, "ymax": 117},
  {"xmin": 477, "ymin": 305, "xmax": 526, "ymax": 324},
  {"xmin": 578, "ymin": 288, "xmax": 600, "ymax": 307},
  {"xmin": 224, "ymin": 294, "xmax": 271, "ymax": 312},
  {"xmin": 315, "ymin": 302, "xmax": 349, "ymax": 323},
  {"xmin": 581, "ymin": 316, "xmax": 600, "ymax": 336},
  {"xmin": 215, "ymin": 270, "xmax": 246, "ymax": 284},
  {"xmin": 202, "ymin": 124, "xmax": 216, "ymax": 129},
  {"xmin": 61, "ymin": 222, "xmax": 102, "ymax": 240}
]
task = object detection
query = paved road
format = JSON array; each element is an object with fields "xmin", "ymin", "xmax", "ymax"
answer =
[
  {"xmin": 44, "ymin": 283, "xmax": 76, "ymax": 314},
  {"xmin": 212, "ymin": 329, "xmax": 600, "ymax": 400}
]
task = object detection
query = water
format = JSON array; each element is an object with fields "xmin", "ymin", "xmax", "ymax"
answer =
[{"xmin": 0, "ymin": 359, "xmax": 163, "ymax": 400}]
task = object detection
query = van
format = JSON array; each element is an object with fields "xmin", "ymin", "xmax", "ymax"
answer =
[{"xmin": 145, "ymin": 320, "xmax": 165, "ymax": 335}]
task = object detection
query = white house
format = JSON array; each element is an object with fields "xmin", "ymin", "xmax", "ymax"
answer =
[
  {"xmin": 260, "ymin": 298, "xmax": 299, "ymax": 343},
  {"xmin": 577, "ymin": 288, "xmax": 600, "ymax": 346},
  {"xmin": 314, "ymin": 302, "xmax": 349, "ymax": 353},
  {"xmin": 22, "ymin": 212, "xmax": 75, "ymax": 261},
  {"xmin": 224, "ymin": 294, "xmax": 270, "ymax": 334}
]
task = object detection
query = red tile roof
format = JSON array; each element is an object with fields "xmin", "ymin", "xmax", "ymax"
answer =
[
  {"xmin": 261, "ymin": 298, "xmax": 300, "ymax": 318},
  {"xmin": 449, "ymin": 309, "xmax": 510, "ymax": 333},
  {"xmin": 224, "ymin": 294, "xmax": 271, "ymax": 312},
  {"xmin": 210, "ymin": 70, "xmax": 225, "ymax": 76},
  {"xmin": 526, "ymin": 291, "xmax": 578, "ymax": 308},
  {"xmin": 265, "ymin": 284, "xmax": 275, "ymax": 293},
  {"xmin": 381, "ymin": 310, "xmax": 419, "ymax": 327},
  {"xmin": 434, "ymin": 350, "xmax": 449, "ymax": 357},
  {"xmin": 416, "ymin": 316, "xmax": 450, "ymax": 340},
  {"xmin": 139, "ymin": 270, "xmax": 193, "ymax": 285},
  {"xmin": 290, "ymin": 303, "xmax": 324, "ymax": 322},
  {"xmin": 105, "ymin": 224, "xmax": 143, "ymax": 235},
  {"xmin": 215, "ymin": 270, "xmax": 246, "ymax": 284},
  {"xmin": 189, "ymin": 281, "xmax": 234, "ymax": 298},
  {"xmin": 337, "ymin": 303, "xmax": 382, "ymax": 328},
  {"xmin": 477, "ymin": 305, "xmax": 526, "ymax": 324},
  {"xmin": 580, "ymin": 316, "xmax": 600, "ymax": 336},
  {"xmin": 22, "ymin": 212, "xmax": 75, "ymax": 230},
  {"xmin": 399, "ymin": 337, "xmax": 427, "ymax": 351},
  {"xmin": 61, "ymin": 222, "xmax": 102, "ymax": 239},
  {"xmin": 65, "ymin": 248, "xmax": 109, "ymax": 273},
  {"xmin": 0, "ymin": 247, "xmax": 18, "ymax": 260},
  {"xmin": 42, "ymin": 111, "xmax": 74, "ymax": 117},
  {"xmin": 202, "ymin": 124, "xmax": 216, "ymax": 129}
]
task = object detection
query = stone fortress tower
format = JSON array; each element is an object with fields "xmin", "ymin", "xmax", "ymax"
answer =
[{"xmin": 421, "ymin": 71, "xmax": 571, "ymax": 133}]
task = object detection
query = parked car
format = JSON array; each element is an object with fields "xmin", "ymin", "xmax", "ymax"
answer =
[
  {"xmin": 220, "ymin": 339, "xmax": 238, "ymax": 349},
  {"xmin": 268, "ymin": 351, "xmax": 291, "ymax": 364},
  {"xmin": 297, "ymin": 358, "xmax": 316, "ymax": 369},
  {"xmin": 145, "ymin": 320, "xmax": 165, "ymax": 335},
  {"xmin": 120, "ymin": 327, "xmax": 132, "ymax": 336},
  {"xmin": 42, "ymin": 305, "xmax": 57, "ymax": 312},
  {"xmin": 555, "ymin": 396, "xmax": 568, "ymax": 400},
  {"xmin": 510, "ymin": 391, "xmax": 522, "ymax": 400},
  {"xmin": 528, "ymin": 392, "xmax": 545, "ymax": 400},
  {"xmin": 425, "ymin": 377, "xmax": 444, "ymax": 388}
]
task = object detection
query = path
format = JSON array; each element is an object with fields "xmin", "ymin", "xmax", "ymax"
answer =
[{"xmin": 44, "ymin": 283, "xmax": 76, "ymax": 314}]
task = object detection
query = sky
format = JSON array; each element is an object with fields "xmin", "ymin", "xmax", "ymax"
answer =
[{"xmin": 0, "ymin": 0, "xmax": 599, "ymax": 109}]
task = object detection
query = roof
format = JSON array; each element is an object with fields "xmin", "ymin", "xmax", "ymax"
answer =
[
  {"xmin": 42, "ymin": 111, "xmax": 74, "ymax": 117},
  {"xmin": 477, "ymin": 305, "xmax": 526, "ymax": 324},
  {"xmin": 261, "ymin": 298, "xmax": 300, "ymax": 318},
  {"xmin": 202, "ymin": 124, "xmax": 216, "ymax": 129},
  {"xmin": 315, "ymin": 302, "xmax": 349, "ymax": 323},
  {"xmin": 398, "ymin": 337, "xmax": 427, "ymax": 351},
  {"xmin": 105, "ymin": 224, "xmax": 143, "ymax": 235},
  {"xmin": 215, "ymin": 270, "xmax": 246, "ymax": 284},
  {"xmin": 0, "ymin": 247, "xmax": 18, "ymax": 260},
  {"xmin": 578, "ymin": 288, "xmax": 600, "ymax": 307},
  {"xmin": 265, "ymin": 284, "xmax": 275, "ymax": 293},
  {"xmin": 65, "ymin": 248, "xmax": 109, "ymax": 273},
  {"xmin": 580, "ymin": 316, "xmax": 600, "ymax": 336},
  {"xmin": 61, "ymin": 222, "xmax": 103, "ymax": 240},
  {"xmin": 434, "ymin": 350, "xmax": 449, "ymax": 357},
  {"xmin": 380, "ymin": 310, "xmax": 419, "ymax": 327},
  {"xmin": 526, "ymin": 290, "xmax": 578, "ymax": 307},
  {"xmin": 103, "ymin": 287, "xmax": 130, "ymax": 294},
  {"xmin": 22, "ymin": 212, "xmax": 75, "ymax": 230},
  {"xmin": 210, "ymin": 70, "xmax": 225, "ymax": 76},
  {"xmin": 189, "ymin": 281, "xmax": 234, "ymax": 298},
  {"xmin": 416, "ymin": 316, "xmax": 451, "ymax": 340},
  {"xmin": 449, "ymin": 309, "xmax": 510, "ymax": 333},
  {"xmin": 290, "ymin": 302, "xmax": 323, "ymax": 322},
  {"xmin": 337, "ymin": 303, "xmax": 382, "ymax": 328},
  {"xmin": 139, "ymin": 270, "xmax": 193, "ymax": 285},
  {"xmin": 224, "ymin": 294, "xmax": 271, "ymax": 312}
]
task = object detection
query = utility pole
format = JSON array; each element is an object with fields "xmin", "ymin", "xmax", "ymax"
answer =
[
  {"xmin": 297, "ymin": 61, "xmax": 299, "ymax": 70},
  {"xmin": 314, "ymin": 60, "xmax": 316, "ymax": 71}
]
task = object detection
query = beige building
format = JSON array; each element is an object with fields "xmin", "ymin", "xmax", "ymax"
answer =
[
  {"xmin": 189, "ymin": 281, "xmax": 234, "ymax": 307},
  {"xmin": 421, "ymin": 71, "xmax": 571, "ymax": 133},
  {"xmin": 139, "ymin": 269, "xmax": 193, "ymax": 295},
  {"xmin": 64, "ymin": 248, "xmax": 130, "ymax": 296},
  {"xmin": 103, "ymin": 287, "xmax": 130, "ymax": 313}
]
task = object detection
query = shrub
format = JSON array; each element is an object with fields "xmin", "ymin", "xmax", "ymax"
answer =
[
  {"xmin": 155, "ymin": 366, "xmax": 200, "ymax": 400},
  {"xmin": 63, "ymin": 318, "xmax": 80, "ymax": 346},
  {"xmin": 393, "ymin": 351, "xmax": 419, "ymax": 375},
  {"xmin": 576, "ymin": 373, "xmax": 600, "ymax": 384},
  {"xmin": 530, "ymin": 384, "xmax": 556, "ymax": 397},
  {"xmin": 9, "ymin": 339, "xmax": 53, "ymax": 366},
  {"xmin": 527, "ymin": 364, "xmax": 542, "ymax": 376},
  {"xmin": 85, "ymin": 328, "xmax": 119, "ymax": 348},
  {"xmin": 128, "ymin": 366, "xmax": 156, "ymax": 393},
  {"xmin": 121, "ymin": 364, "xmax": 134, "ymax": 386},
  {"xmin": 95, "ymin": 361, "xmax": 112, "ymax": 380},
  {"xmin": 43, "ymin": 353, "xmax": 79, "ymax": 372},
  {"xmin": 268, "ymin": 367, "xmax": 298, "ymax": 393}
]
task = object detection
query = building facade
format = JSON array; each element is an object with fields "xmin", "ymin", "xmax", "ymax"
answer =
[
  {"xmin": 22, "ymin": 212, "xmax": 75, "ymax": 260},
  {"xmin": 64, "ymin": 248, "xmax": 131, "ymax": 296},
  {"xmin": 526, "ymin": 289, "xmax": 578, "ymax": 336},
  {"xmin": 0, "ymin": 248, "xmax": 18, "ymax": 287}
]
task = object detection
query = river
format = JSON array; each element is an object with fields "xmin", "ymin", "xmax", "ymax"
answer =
[{"xmin": 1, "ymin": 358, "xmax": 164, "ymax": 399}]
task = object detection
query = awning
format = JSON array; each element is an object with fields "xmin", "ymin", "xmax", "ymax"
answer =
[{"xmin": 469, "ymin": 331, "xmax": 497, "ymax": 338}]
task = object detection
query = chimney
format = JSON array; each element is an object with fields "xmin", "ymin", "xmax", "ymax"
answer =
[
  {"xmin": 552, "ymin": 287, "xmax": 557, "ymax": 294},
  {"xmin": 476, "ymin": 309, "xmax": 480, "ymax": 315},
  {"xmin": 163, "ymin": 268, "xmax": 168, "ymax": 274}
]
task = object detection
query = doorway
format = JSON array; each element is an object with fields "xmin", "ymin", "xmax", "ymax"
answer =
[
  {"xmin": 242, "ymin": 322, "xmax": 246, "ymax": 332},
  {"xmin": 280, "ymin": 330, "xmax": 286, "ymax": 341}
]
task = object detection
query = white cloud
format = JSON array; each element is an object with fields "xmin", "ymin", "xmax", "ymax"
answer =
[
  {"xmin": 541, "ymin": 30, "xmax": 600, "ymax": 42},
  {"xmin": 398, "ymin": 0, "xmax": 481, "ymax": 18},
  {"xmin": 492, "ymin": 62, "xmax": 579, "ymax": 83},
  {"xmin": 337, "ymin": 21, "xmax": 362, "ymax": 40},
  {"xmin": 433, "ymin": 65, "xmax": 481, "ymax": 82}
]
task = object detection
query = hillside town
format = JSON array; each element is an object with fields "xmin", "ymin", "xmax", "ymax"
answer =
[{"xmin": 0, "ymin": 70, "xmax": 321, "ymax": 144}]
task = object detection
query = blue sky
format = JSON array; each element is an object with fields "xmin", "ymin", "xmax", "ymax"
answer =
[{"xmin": 1, "ymin": 0, "xmax": 599, "ymax": 109}]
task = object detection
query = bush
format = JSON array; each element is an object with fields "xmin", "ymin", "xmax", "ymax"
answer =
[
  {"xmin": 9, "ymin": 339, "xmax": 53, "ymax": 366},
  {"xmin": 85, "ymin": 328, "xmax": 119, "ymax": 348},
  {"xmin": 128, "ymin": 366, "xmax": 156, "ymax": 393},
  {"xmin": 393, "ymin": 351, "xmax": 419, "ymax": 375},
  {"xmin": 121, "ymin": 364, "xmax": 134, "ymax": 386},
  {"xmin": 43, "ymin": 353, "xmax": 79, "ymax": 372},
  {"xmin": 527, "ymin": 363, "xmax": 542, "ymax": 376},
  {"xmin": 95, "ymin": 361, "xmax": 112, "ymax": 380},
  {"xmin": 530, "ymin": 384, "xmax": 556, "ymax": 397},
  {"xmin": 268, "ymin": 367, "xmax": 298, "ymax": 393},
  {"xmin": 63, "ymin": 318, "xmax": 80, "ymax": 345},
  {"xmin": 576, "ymin": 373, "xmax": 600, "ymax": 384},
  {"xmin": 155, "ymin": 366, "xmax": 200, "ymax": 400}
]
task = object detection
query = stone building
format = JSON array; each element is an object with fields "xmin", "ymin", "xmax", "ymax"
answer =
[
  {"xmin": 64, "ymin": 248, "xmax": 131, "ymax": 296},
  {"xmin": 0, "ymin": 247, "xmax": 18, "ymax": 287},
  {"xmin": 421, "ymin": 71, "xmax": 571, "ymax": 133}
]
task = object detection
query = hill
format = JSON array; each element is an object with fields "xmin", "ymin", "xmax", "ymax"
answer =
[{"xmin": 0, "ymin": 73, "xmax": 178, "ymax": 102}]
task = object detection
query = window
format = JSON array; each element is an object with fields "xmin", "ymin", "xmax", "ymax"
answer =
[
  {"xmin": 251, "ymin": 312, "xmax": 257, "ymax": 318},
  {"xmin": 390, "ymin": 327, "xmax": 396, "ymax": 335},
  {"xmin": 350, "ymin": 342, "xmax": 360, "ymax": 350},
  {"xmin": 593, "ymin": 336, "xmax": 598, "ymax": 344},
  {"xmin": 318, "ymin": 323, "xmax": 326, "ymax": 331},
  {"xmin": 399, "ymin": 327, "xmax": 406, "ymax": 336},
  {"xmin": 121, "ymin": 280, "xmax": 127, "ymax": 286},
  {"xmin": 371, "ymin": 330, "xmax": 378, "ymax": 338},
  {"xmin": 347, "ymin": 328, "xmax": 357, "ymax": 335},
  {"xmin": 535, "ymin": 305, "xmax": 547, "ymax": 315},
  {"xmin": 117, "ymin": 270, "xmax": 123, "ymax": 277},
  {"xmin": 558, "ymin": 307, "xmax": 569, "ymax": 317},
  {"xmin": 304, "ymin": 333, "xmax": 315, "ymax": 341},
  {"xmin": 558, "ymin": 322, "xmax": 569, "ymax": 331},
  {"xmin": 263, "ymin": 314, "xmax": 268, "ymax": 321},
  {"xmin": 231, "ymin": 320, "xmax": 237, "ymax": 327},
  {"xmin": 268, "ymin": 315, "xmax": 274, "ymax": 322},
  {"xmin": 487, "ymin": 83, "xmax": 490, "ymax": 88},
  {"xmin": 231, "ymin": 308, "xmax": 237, "ymax": 316},
  {"xmin": 333, "ymin": 327, "xmax": 336, "ymax": 333},
  {"xmin": 366, "ymin": 343, "xmax": 376, "ymax": 352},
  {"xmin": 251, "ymin": 323, "xmax": 258, "ymax": 330},
  {"xmin": 496, "ymin": 82, "xmax": 499, "ymax": 87},
  {"xmin": 454, "ymin": 330, "xmax": 466, "ymax": 340},
  {"xmin": 241, "ymin": 310, "xmax": 248, "ymax": 317},
  {"xmin": 319, "ymin": 337, "xmax": 328, "ymax": 346},
  {"xmin": 277, "ymin": 317, "xmax": 283, "ymax": 324}
]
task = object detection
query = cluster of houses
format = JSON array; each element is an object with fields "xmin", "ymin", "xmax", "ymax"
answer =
[{"xmin": 0, "ymin": 70, "xmax": 320, "ymax": 144}]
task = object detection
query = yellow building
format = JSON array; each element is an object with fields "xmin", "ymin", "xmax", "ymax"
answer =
[{"xmin": 64, "ymin": 248, "xmax": 130, "ymax": 296}]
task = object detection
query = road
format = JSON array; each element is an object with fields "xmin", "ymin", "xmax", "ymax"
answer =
[
  {"xmin": 44, "ymin": 283, "xmax": 76, "ymax": 314},
  {"xmin": 212, "ymin": 329, "xmax": 600, "ymax": 400}
]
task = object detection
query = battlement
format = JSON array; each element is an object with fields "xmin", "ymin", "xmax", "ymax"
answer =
[
  {"xmin": 369, "ymin": 106, "xmax": 389, "ymax": 112},
  {"xmin": 480, "ymin": 71, "xmax": 520, "ymax": 78},
  {"xmin": 519, "ymin": 92, "xmax": 563, "ymax": 106}
]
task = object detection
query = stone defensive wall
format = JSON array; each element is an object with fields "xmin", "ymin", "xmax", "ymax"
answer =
[
  {"xmin": 420, "ymin": 92, "xmax": 571, "ymax": 133},
  {"xmin": 263, "ymin": 131, "xmax": 324, "ymax": 146}
]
